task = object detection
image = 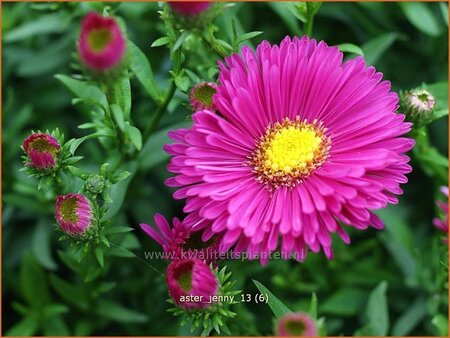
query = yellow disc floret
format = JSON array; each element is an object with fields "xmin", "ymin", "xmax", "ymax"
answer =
[{"xmin": 249, "ymin": 117, "xmax": 331, "ymax": 190}]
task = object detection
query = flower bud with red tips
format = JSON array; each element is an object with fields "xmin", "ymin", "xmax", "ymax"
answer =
[
  {"xmin": 276, "ymin": 312, "xmax": 317, "ymax": 336},
  {"xmin": 23, "ymin": 133, "xmax": 60, "ymax": 170},
  {"xmin": 78, "ymin": 12, "xmax": 126, "ymax": 72},
  {"xmin": 166, "ymin": 258, "xmax": 218, "ymax": 309},
  {"xmin": 55, "ymin": 193, "xmax": 93, "ymax": 236}
]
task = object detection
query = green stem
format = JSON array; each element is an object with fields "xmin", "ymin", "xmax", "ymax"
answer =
[
  {"xmin": 202, "ymin": 35, "xmax": 228, "ymax": 59},
  {"xmin": 142, "ymin": 81, "xmax": 176, "ymax": 143},
  {"xmin": 304, "ymin": 3, "xmax": 315, "ymax": 37}
]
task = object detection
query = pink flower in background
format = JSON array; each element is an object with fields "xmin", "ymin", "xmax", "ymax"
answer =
[
  {"xmin": 169, "ymin": 2, "xmax": 211, "ymax": 16},
  {"xmin": 78, "ymin": 12, "xmax": 126, "ymax": 71},
  {"xmin": 189, "ymin": 82, "xmax": 218, "ymax": 111},
  {"xmin": 166, "ymin": 258, "xmax": 218, "ymax": 309},
  {"xmin": 23, "ymin": 133, "xmax": 60, "ymax": 169},
  {"xmin": 276, "ymin": 312, "xmax": 317, "ymax": 336},
  {"xmin": 140, "ymin": 213, "xmax": 220, "ymax": 264},
  {"xmin": 55, "ymin": 193, "xmax": 93, "ymax": 235},
  {"xmin": 165, "ymin": 36, "xmax": 414, "ymax": 263},
  {"xmin": 433, "ymin": 186, "xmax": 449, "ymax": 244}
]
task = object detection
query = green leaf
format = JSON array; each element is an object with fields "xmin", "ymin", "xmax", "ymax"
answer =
[
  {"xmin": 321, "ymin": 288, "xmax": 366, "ymax": 316},
  {"xmin": 32, "ymin": 219, "xmax": 57, "ymax": 270},
  {"xmin": 362, "ymin": 33, "xmax": 398, "ymax": 66},
  {"xmin": 432, "ymin": 314, "xmax": 449, "ymax": 336},
  {"xmin": 128, "ymin": 40, "xmax": 163, "ymax": 103},
  {"xmin": 20, "ymin": 254, "xmax": 50, "ymax": 308},
  {"xmin": 400, "ymin": 2, "xmax": 442, "ymax": 37},
  {"xmin": 440, "ymin": 3, "xmax": 448, "ymax": 26},
  {"xmin": 4, "ymin": 13, "xmax": 69, "ymax": 43},
  {"xmin": 108, "ymin": 170, "xmax": 132, "ymax": 184},
  {"xmin": 104, "ymin": 226, "xmax": 134, "ymax": 235},
  {"xmin": 112, "ymin": 73, "xmax": 131, "ymax": 120},
  {"xmin": 151, "ymin": 36, "xmax": 170, "ymax": 47},
  {"xmin": 309, "ymin": 293, "xmax": 318, "ymax": 320},
  {"xmin": 43, "ymin": 303, "xmax": 70, "ymax": 318},
  {"xmin": 138, "ymin": 121, "xmax": 191, "ymax": 169},
  {"xmin": 391, "ymin": 297, "xmax": 427, "ymax": 336},
  {"xmin": 172, "ymin": 31, "xmax": 189, "ymax": 52},
  {"xmin": 55, "ymin": 74, "xmax": 108, "ymax": 109},
  {"xmin": 97, "ymin": 300, "xmax": 148, "ymax": 323},
  {"xmin": 109, "ymin": 246, "xmax": 136, "ymax": 258},
  {"xmin": 337, "ymin": 43, "xmax": 364, "ymax": 56},
  {"xmin": 234, "ymin": 31, "xmax": 263, "ymax": 46},
  {"xmin": 95, "ymin": 247, "xmax": 104, "ymax": 267},
  {"xmin": 5, "ymin": 317, "xmax": 38, "ymax": 336},
  {"xmin": 43, "ymin": 315, "xmax": 70, "ymax": 336},
  {"xmin": 125, "ymin": 124, "xmax": 143, "ymax": 151},
  {"xmin": 268, "ymin": 3, "xmax": 302, "ymax": 35},
  {"xmin": 174, "ymin": 75, "xmax": 190, "ymax": 92},
  {"xmin": 430, "ymin": 109, "xmax": 449, "ymax": 123},
  {"xmin": 110, "ymin": 104, "xmax": 126, "ymax": 132},
  {"xmin": 253, "ymin": 280, "xmax": 291, "ymax": 319},
  {"xmin": 360, "ymin": 281, "xmax": 389, "ymax": 336}
]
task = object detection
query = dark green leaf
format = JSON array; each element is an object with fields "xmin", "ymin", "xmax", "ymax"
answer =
[
  {"xmin": 55, "ymin": 74, "xmax": 108, "ymax": 109},
  {"xmin": 362, "ymin": 33, "xmax": 398, "ymax": 65},
  {"xmin": 5, "ymin": 317, "xmax": 38, "ymax": 336},
  {"xmin": 128, "ymin": 40, "xmax": 163, "ymax": 103},
  {"xmin": 338, "ymin": 43, "xmax": 364, "ymax": 56},
  {"xmin": 392, "ymin": 297, "xmax": 427, "ymax": 336},
  {"xmin": 253, "ymin": 279, "xmax": 291, "ymax": 319},
  {"xmin": 97, "ymin": 300, "xmax": 148, "ymax": 323},
  {"xmin": 20, "ymin": 254, "xmax": 50, "ymax": 308},
  {"xmin": 400, "ymin": 2, "xmax": 442, "ymax": 37},
  {"xmin": 151, "ymin": 36, "xmax": 170, "ymax": 47},
  {"xmin": 125, "ymin": 124, "xmax": 143, "ymax": 151}
]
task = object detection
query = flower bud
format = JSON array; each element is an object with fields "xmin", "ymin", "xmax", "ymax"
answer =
[
  {"xmin": 55, "ymin": 193, "xmax": 93, "ymax": 236},
  {"xmin": 166, "ymin": 258, "xmax": 218, "ymax": 309},
  {"xmin": 276, "ymin": 312, "xmax": 317, "ymax": 336},
  {"xmin": 85, "ymin": 174, "xmax": 107, "ymax": 195},
  {"xmin": 401, "ymin": 89, "xmax": 435, "ymax": 128},
  {"xmin": 189, "ymin": 82, "xmax": 217, "ymax": 111},
  {"xmin": 169, "ymin": 2, "xmax": 211, "ymax": 16},
  {"xmin": 78, "ymin": 12, "xmax": 126, "ymax": 72},
  {"xmin": 23, "ymin": 133, "xmax": 60, "ymax": 170}
]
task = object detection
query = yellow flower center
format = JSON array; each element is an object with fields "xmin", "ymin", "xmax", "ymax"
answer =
[{"xmin": 249, "ymin": 117, "xmax": 330, "ymax": 190}]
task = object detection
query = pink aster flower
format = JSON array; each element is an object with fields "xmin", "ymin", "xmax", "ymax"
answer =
[
  {"xmin": 433, "ymin": 186, "xmax": 449, "ymax": 244},
  {"xmin": 276, "ymin": 312, "xmax": 317, "ymax": 336},
  {"xmin": 55, "ymin": 193, "xmax": 93, "ymax": 236},
  {"xmin": 166, "ymin": 258, "xmax": 218, "ymax": 309},
  {"xmin": 190, "ymin": 82, "xmax": 218, "ymax": 111},
  {"xmin": 140, "ymin": 213, "xmax": 220, "ymax": 264},
  {"xmin": 78, "ymin": 12, "xmax": 126, "ymax": 72},
  {"xmin": 169, "ymin": 2, "xmax": 211, "ymax": 16},
  {"xmin": 23, "ymin": 133, "xmax": 60, "ymax": 169},
  {"xmin": 164, "ymin": 36, "xmax": 414, "ymax": 262}
]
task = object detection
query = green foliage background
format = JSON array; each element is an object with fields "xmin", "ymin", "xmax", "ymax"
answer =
[{"xmin": 2, "ymin": 1, "xmax": 449, "ymax": 336}]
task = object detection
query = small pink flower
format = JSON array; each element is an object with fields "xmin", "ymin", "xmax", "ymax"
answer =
[
  {"xmin": 189, "ymin": 82, "xmax": 218, "ymax": 111},
  {"xmin": 433, "ymin": 186, "xmax": 449, "ymax": 244},
  {"xmin": 166, "ymin": 258, "xmax": 218, "ymax": 309},
  {"xmin": 169, "ymin": 2, "xmax": 211, "ymax": 16},
  {"xmin": 140, "ymin": 213, "xmax": 220, "ymax": 264},
  {"xmin": 23, "ymin": 133, "xmax": 60, "ymax": 169},
  {"xmin": 55, "ymin": 194, "xmax": 93, "ymax": 236},
  {"xmin": 78, "ymin": 12, "xmax": 126, "ymax": 71},
  {"xmin": 277, "ymin": 312, "xmax": 317, "ymax": 336}
]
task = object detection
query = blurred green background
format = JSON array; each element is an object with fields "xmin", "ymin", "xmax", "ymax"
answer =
[{"xmin": 2, "ymin": 1, "xmax": 449, "ymax": 336}]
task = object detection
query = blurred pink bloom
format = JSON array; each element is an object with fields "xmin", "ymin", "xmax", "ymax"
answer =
[
  {"xmin": 23, "ymin": 133, "xmax": 60, "ymax": 169},
  {"xmin": 277, "ymin": 312, "xmax": 317, "ymax": 336},
  {"xmin": 165, "ymin": 35, "xmax": 415, "ymax": 263},
  {"xmin": 169, "ymin": 2, "xmax": 211, "ymax": 16},
  {"xmin": 140, "ymin": 213, "xmax": 220, "ymax": 264},
  {"xmin": 55, "ymin": 193, "xmax": 93, "ymax": 235},
  {"xmin": 433, "ymin": 186, "xmax": 449, "ymax": 244},
  {"xmin": 189, "ymin": 82, "xmax": 218, "ymax": 111},
  {"xmin": 166, "ymin": 258, "xmax": 218, "ymax": 309},
  {"xmin": 78, "ymin": 12, "xmax": 126, "ymax": 71}
]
